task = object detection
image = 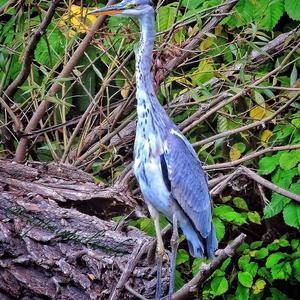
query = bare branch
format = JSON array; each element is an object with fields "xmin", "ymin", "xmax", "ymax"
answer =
[
  {"xmin": 14, "ymin": 0, "xmax": 118, "ymax": 163},
  {"xmin": 164, "ymin": 233, "xmax": 247, "ymax": 300},
  {"xmin": 241, "ymin": 166, "xmax": 300, "ymax": 203}
]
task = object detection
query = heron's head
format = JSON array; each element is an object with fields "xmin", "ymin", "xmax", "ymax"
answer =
[{"xmin": 88, "ymin": 0, "xmax": 154, "ymax": 18}]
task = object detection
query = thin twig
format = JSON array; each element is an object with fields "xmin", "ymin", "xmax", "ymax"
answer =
[
  {"xmin": 14, "ymin": 0, "xmax": 118, "ymax": 163},
  {"xmin": 109, "ymin": 242, "xmax": 148, "ymax": 300},
  {"xmin": 241, "ymin": 166, "xmax": 300, "ymax": 203},
  {"xmin": 2, "ymin": 0, "xmax": 61, "ymax": 105},
  {"xmin": 193, "ymin": 92, "xmax": 300, "ymax": 147},
  {"xmin": 162, "ymin": 233, "xmax": 247, "ymax": 300},
  {"xmin": 204, "ymin": 144, "xmax": 300, "ymax": 171}
]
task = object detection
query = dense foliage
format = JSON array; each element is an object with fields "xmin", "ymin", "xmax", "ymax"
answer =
[{"xmin": 1, "ymin": 0, "xmax": 300, "ymax": 298}]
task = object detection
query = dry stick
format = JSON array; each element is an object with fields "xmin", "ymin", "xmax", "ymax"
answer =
[
  {"xmin": 194, "ymin": 92, "xmax": 300, "ymax": 147},
  {"xmin": 175, "ymin": 27, "xmax": 300, "ymax": 112},
  {"xmin": 156, "ymin": 0, "xmax": 238, "ymax": 84},
  {"xmin": 14, "ymin": 0, "xmax": 118, "ymax": 163},
  {"xmin": 160, "ymin": 233, "xmax": 247, "ymax": 300},
  {"xmin": 0, "ymin": 96, "xmax": 23, "ymax": 132},
  {"xmin": 125, "ymin": 284, "xmax": 148, "ymax": 300},
  {"xmin": 241, "ymin": 166, "xmax": 300, "ymax": 203},
  {"xmin": 204, "ymin": 144, "xmax": 300, "ymax": 171},
  {"xmin": 1, "ymin": 0, "xmax": 61, "ymax": 137},
  {"xmin": 109, "ymin": 242, "xmax": 148, "ymax": 300},
  {"xmin": 210, "ymin": 168, "xmax": 243, "ymax": 195},
  {"xmin": 2, "ymin": 0, "xmax": 60, "ymax": 106},
  {"xmin": 182, "ymin": 40, "xmax": 300, "ymax": 135},
  {"xmin": 0, "ymin": 0, "xmax": 17, "ymax": 15}
]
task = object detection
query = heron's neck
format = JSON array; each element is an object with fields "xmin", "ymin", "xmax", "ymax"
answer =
[
  {"xmin": 136, "ymin": 13, "xmax": 155, "ymax": 92},
  {"xmin": 135, "ymin": 13, "xmax": 162, "ymax": 115}
]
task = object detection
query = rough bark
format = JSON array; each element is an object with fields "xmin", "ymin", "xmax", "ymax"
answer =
[{"xmin": 0, "ymin": 161, "xmax": 169, "ymax": 299}]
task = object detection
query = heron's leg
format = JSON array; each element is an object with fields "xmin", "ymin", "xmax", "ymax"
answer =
[
  {"xmin": 148, "ymin": 205, "xmax": 165, "ymax": 300},
  {"xmin": 168, "ymin": 214, "xmax": 178, "ymax": 299}
]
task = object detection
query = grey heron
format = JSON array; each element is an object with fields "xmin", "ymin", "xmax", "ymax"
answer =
[{"xmin": 89, "ymin": 0, "xmax": 217, "ymax": 298}]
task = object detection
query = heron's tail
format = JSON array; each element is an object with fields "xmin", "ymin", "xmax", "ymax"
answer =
[{"xmin": 186, "ymin": 223, "xmax": 218, "ymax": 259}]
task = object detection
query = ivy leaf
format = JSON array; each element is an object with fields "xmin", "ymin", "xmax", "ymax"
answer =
[
  {"xmin": 211, "ymin": 276, "xmax": 228, "ymax": 296},
  {"xmin": 285, "ymin": 0, "xmax": 300, "ymax": 20},
  {"xmin": 238, "ymin": 271, "xmax": 253, "ymax": 288},
  {"xmin": 283, "ymin": 203, "xmax": 300, "ymax": 229}
]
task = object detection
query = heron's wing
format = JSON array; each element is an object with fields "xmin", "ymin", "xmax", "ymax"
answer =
[{"xmin": 163, "ymin": 130, "xmax": 212, "ymax": 238}]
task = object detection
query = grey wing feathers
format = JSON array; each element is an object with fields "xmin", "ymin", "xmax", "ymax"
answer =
[{"xmin": 163, "ymin": 131, "xmax": 212, "ymax": 238}]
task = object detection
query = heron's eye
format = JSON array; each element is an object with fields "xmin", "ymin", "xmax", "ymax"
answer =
[{"xmin": 125, "ymin": 3, "xmax": 137, "ymax": 9}]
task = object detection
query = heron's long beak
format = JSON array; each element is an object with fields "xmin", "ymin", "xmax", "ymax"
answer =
[{"xmin": 88, "ymin": 4, "xmax": 125, "ymax": 16}]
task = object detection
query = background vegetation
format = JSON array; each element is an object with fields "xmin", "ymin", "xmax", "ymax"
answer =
[{"xmin": 1, "ymin": 0, "xmax": 300, "ymax": 298}]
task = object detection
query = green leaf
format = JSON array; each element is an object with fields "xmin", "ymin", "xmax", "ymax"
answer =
[
  {"xmin": 192, "ymin": 258, "xmax": 206, "ymax": 276},
  {"xmin": 211, "ymin": 276, "xmax": 228, "ymax": 296},
  {"xmin": 255, "ymin": 248, "xmax": 269, "ymax": 260},
  {"xmin": 35, "ymin": 23, "xmax": 66, "ymax": 68},
  {"xmin": 291, "ymin": 239, "xmax": 300, "ymax": 250},
  {"xmin": 258, "ymin": 156, "xmax": 278, "ymax": 175},
  {"xmin": 174, "ymin": 270, "xmax": 185, "ymax": 291},
  {"xmin": 258, "ymin": 267, "xmax": 273, "ymax": 284},
  {"xmin": 259, "ymin": 0, "xmax": 285, "ymax": 31},
  {"xmin": 268, "ymin": 288, "xmax": 290, "ymax": 300},
  {"xmin": 213, "ymin": 217, "xmax": 225, "ymax": 242},
  {"xmin": 238, "ymin": 255, "xmax": 251, "ymax": 270},
  {"xmin": 283, "ymin": 203, "xmax": 300, "ymax": 229},
  {"xmin": 235, "ymin": 283, "xmax": 250, "ymax": 300},
  {"xmin": 238, "ymin": 271, "xmax": 253, "ymax": 288},
  {"xmin": 248, "ymin": 211, "xmax": 261, "ymax": 224},
  {"xmin": 233, "ymin": 197, "xmax": 249, "ymax": 210},
  {"xmin": 250, "ymin": 241, "xmax": 263, "ymax": 249},
  {"xmin": 285, "ymin": 0, "xmax": 300, "ymax": 20},
  {"xmin": 271, "ymin": 262, "xmax": 292, "ymax": 280},
  {"xmin": 264, "ymin": 192, "xmax": 291, "ymax": 218},
  {"xmin": 279, "ymin": 150, "xmax": 300, "ymax": 170},
  {"xmin": 176, "ymin": 249, "xmax": 189, "ymax": 266},
  {"xmin": 220, "ymin": 257, "xmax": 231, "ymax": 271},
  {"xmin": 245, "ymin": 262, "xmax": 258, "ymax": 277},
  {"xmin": 214, "ymin": 205, "xmax": 247, "ymax": 225},
  {"xmin": 266, "ymin": 252, "xmax": 286, "ymax": 268},
  {"xmin": 293, "ymin": 259, "xmax": 300, "ymax": 282}
]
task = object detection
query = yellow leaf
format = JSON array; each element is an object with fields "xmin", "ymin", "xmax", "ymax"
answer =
[
  {"xmin": 200, "ymin": 36, "xmax": 214, "ymax": 51},
  {"xmin": 252, "ymin": 279, "xmax": 266, "ymax": 295},
  {"xmin": 249, "ymin": 250, "xmax": 257, "ymax": 257},
  {"xmin": 58, "ymin": 5, "xmax": 97, "ymax": 36},
  {"xmin": 215, "ymin": 25, "xmax": 223, "ymax": 36},
  {"xmin": 250, "ymin": 106, "xmax": 266, "ymax": 120},
  {"xmin": 260, "ymin": 130, "xmax": 272, "ymax": 147},
  {"xmin": 229, "ymin": 146, "xmax": 241, "ymax": 161},
  {"xmin": 121, "ymin": 81, "xmax": 131, "ymax": 99}
]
